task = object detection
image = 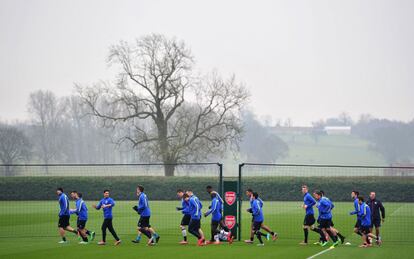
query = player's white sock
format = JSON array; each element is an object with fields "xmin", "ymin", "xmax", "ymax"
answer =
[
  {"xmin": 181, "ymin": 227, "xmax": 187, "ymax": 237},
  {"xmin": 214, "ymin": 234, "xmax": 220, "ymax": 242}
]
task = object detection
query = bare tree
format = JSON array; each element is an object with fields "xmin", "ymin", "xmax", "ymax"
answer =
[
  {"xmin": 78, "ymin": 34, "xmax": 249, "ymax": 176},
  {"xmin": 27, "ymin": 90, "xmax": 66, "ymax": 165},
  {"xmin": 0, "ymin": 124, "xmax": 31, "ymax": 176}
]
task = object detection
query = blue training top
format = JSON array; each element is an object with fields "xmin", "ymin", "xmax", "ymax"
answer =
[
  {"xmin": 58, "ymin": 193, "xmax": 70, "ymax": 217},
  {"xmin": 96, "ymin": 197, "xmax": 115, "ymax": 219}
]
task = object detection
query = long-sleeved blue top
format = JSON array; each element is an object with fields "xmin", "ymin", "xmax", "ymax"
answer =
[
  {"xmin": 189, "ymin": 195, "xmax": 203, "ymax": 220},
  {"xmin": 95, "ymin": 197, "xmax": 115, "ymax": 219},
  {"xmin": 304, "ymin": 192, "xmax": 316, "ymax": 215},
  {"xmin": 317, "ymin": 197, "xmax": 332, "ymax": 220},
  {"xmin": 180, "ymin": 198, "xmax": 191, "ymax": 215},
  {"xmin": 70, "ymin": 198, "xmax": 88, "ymax": 221},
  {"xmin": 251, "ymin": 199, "xmax": 264, "ymax": 222},
  {"xmin": 359, "ymin": 202, "xmax": 372, "ymax": 227},
  {"xmin": 349, "ymin": 198, "xmax": 361, "ymax": 219},
  {"xmin": 58, "ymin": 193, "xmax": 70, "ymax": 217},
  {"xmin": 137, "ymin": 192, "xmax": 151, "ymax": 217},
  {"xmin": 205, "ymin": 196, "xmax": 222, "ymax": 221}
]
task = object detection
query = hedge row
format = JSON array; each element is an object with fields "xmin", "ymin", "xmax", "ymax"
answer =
[
  {"xmin": 0, "ymin": 176, "xmax": 413, "ymax": 202},
  {"xmin": 0, "ymin": 176, "xmax": 219, "ymax": 201},
  {"xmin": 241, "ymin": 176, "xmax": 414, "ymax": 202}
]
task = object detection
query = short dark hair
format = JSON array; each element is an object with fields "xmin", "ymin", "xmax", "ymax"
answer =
[
  {"xmin": 320, "ymin": 190, "xmax": 325, "ymax": 196},
  {"xmin": 177, "ymin": 189, "xmax": 184, "ymax": 193},
  {"xmin": 352, "ymin": 190, "xmax": 359, "ymax": 197},
  {"xmin": 56, "ymin": 187, "xmax": 63, "ymax": 192},
  {"xmin": 358, "ymin": 196, "xmax": 365, "ymax": 202},
  {"xmin": 137, "ymin": 185, "xmax": 144, "ymax": 192},
  {"xmin": 313, "ymin": 190, "xmax": 323, "ymax": 196},
  {"xmin": 70, "ymin": 190, "xmax": 77, "ymax": 194},
  {"xmin": 302, "ymin": 185, "xmax": 308, "ymax": 189},
  {"xmin": 103, "ymin": 189, "xmax": 110, "ymax": 193},
  {"xmin": 252, "ymin": 192, "xmax": 259, "ymax": 199},
  {"xmin": 183, "ymin": 193, "xmax": 189, "ymax": 199},
  {"xmin": 78, "ymin": 193, "xmax": 83, "ymax": 198},
  {"xmin": 246, "ymin": 188, "xmax": 253, "ymax": 193},
  {"xmin": 206, "ymin": 185, "xmax": 213, "ymax": 190}
]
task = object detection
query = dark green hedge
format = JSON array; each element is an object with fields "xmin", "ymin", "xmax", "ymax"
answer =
[
  {"xmin": 0, "ymin": 176, "xmax": 413, "ymax": 202},
  {"xmin": 240, "ymin": 176, "xmax": 414, "ymax": 202},
  {"xmin": 0, "ymin": 176, "xmax": 219, "ymax": 201}
]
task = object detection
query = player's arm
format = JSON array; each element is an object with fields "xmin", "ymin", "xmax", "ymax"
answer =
[
  {"xmin": 109, "ymin": 199, "xmax": 115, "ymax": 207},
  {"xmin": 251, "ymin": 201, "xmax": 260, "ymax": 216},
  {"xmin": 349, "ymin": 200, "xmax": 359, "ymax": 215},
  {"xmin": 205, "ymin": 199, "xmax": 217, "ymax": 217},
  {"xmin": 379, "ymin": 201, "xmax": 385, "ymax": 220},
  {"xmin": 94, "ymin": 200, "xmax": 102, "ymax": 210}
]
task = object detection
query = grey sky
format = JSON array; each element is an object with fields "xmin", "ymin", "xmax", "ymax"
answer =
[{"xmin": 1, "ymin": 0, "xmax": 413, "ymax": 126}]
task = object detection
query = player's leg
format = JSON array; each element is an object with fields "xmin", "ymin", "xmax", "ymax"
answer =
[
  {"xmin": 77, "ymin": 220, "xmax": 89, "ymax": 243},
  {"xmin": 330, "ymin": 225, "xmax": 345, "ymax": 244},
  {"xmin": 100, "ymin": 219, "xmax": 108, "ymax": 244},
  {"xmin": 188, "ymin": 219, "xmax": 201, "ymax": 239},
  {"xmin": 106, "ymin": 219, "xmax": 121, "ymax": 245},
  {"xmin": 245, "ymin": 219, "xmax": 254, "ymax": 243},
  {"xmin": 261, "ymin": 222, "xmax": 278, "ymax": 241},
  {"xmin": 354, "ymin": 220, "xmax": 363, "ymax": 236},
  {"xmin": 179, "ymin": 214, "xmax": 190, "ymax": 243},
  {"xmin": 253, "ymin": 221, "xmax": 266, "ymax": 246},
  {"xmin": 209, "ymin": 221, "xmax": 220, "ymax": 243},
  {"xmin": 132, "ymin": 217, "xmax": 143, "ymax": 243}
]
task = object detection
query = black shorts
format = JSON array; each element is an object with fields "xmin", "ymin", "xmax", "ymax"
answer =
[
  {"xmin": 253, "ymin": 221, "xmax": 262, "ymax": 231},
  {"xmin": 330, "ymin": 220, "xmax": 335, "ymax": 227},
  {"xmin": 181, "ymin": 215, "xmax": 191, "ymax": 226},
  {"xmin": 77, "ymin": 219, "xmax": 87, "ymax": 230},
  {"xmin": 371, "ymin": 218, "xmax": 381, "ymax": 228},
  {"xmin": 303, "ymin": 214, "xmax": 316, "ymax": 226},
  {"xmin": 189, "ymin": 219, "xmax": 201, "ymax": 231},
  {"xmin": 138, "ymin": 216, "xmax": 151, "ymax": 228},
  {"xmin": 354, "ymin": 219, "xmax": 361, "ymax": 228},
  {"xmin": 318, "ymin": 219, "xmax": 332, "ymax": 229},
  {"xmin": 58, "ymin": 215, "xmax": 70, "ymax": 228},
  {"xmin": 359, "ymin": 226, "xmax": 370, "ymax": 235}
]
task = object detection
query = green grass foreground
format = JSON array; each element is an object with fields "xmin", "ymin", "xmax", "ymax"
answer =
[{"xmin": 0, "ymin": 201, "xmax": 413, "ymax": 259}]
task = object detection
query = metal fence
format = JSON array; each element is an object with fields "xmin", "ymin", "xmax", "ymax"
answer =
[
  {"xmin": 237, "ymin": 163, "xmax": 414, "ymax": 244},
  {"xmin": 0, "ymin": 163, "xmax": 223, "ymax": 240}
]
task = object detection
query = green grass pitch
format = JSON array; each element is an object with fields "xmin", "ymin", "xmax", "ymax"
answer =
[{"xmin": 0, "ymin": 201, "xmax": 413, "ymax": 259}]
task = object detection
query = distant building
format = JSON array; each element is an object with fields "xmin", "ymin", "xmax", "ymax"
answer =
[{"xmin": 323, "ymin": 126, "xmax": 351, "ymax": 135}]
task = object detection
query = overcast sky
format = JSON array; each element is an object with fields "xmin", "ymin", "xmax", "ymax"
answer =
[{"xmin": 0, "ymin": 0, "xmax": 413, "ymax": 126}]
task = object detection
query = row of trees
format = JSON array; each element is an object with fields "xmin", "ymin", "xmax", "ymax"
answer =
[{"xmin": 1, "ymin": 34, "xmax": 290, "ymax": 176}]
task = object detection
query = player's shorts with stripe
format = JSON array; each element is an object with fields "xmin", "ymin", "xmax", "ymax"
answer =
[
  {"xmin": 318, "ymin": 219, "xmax": 331, "ymax": 229},
  {"xmin": 252, "ymin": 221, "xmax": 262, "ymax": 231},
  {"xmin": 77, "ymin": 219, "xmax": 87, "ymax": 230},
  {"xmin": 138, "ymin": 216, "xmax": 151, "ymax": 228},
  {"xmin": 359, "ymin": 225, "xmax": 370, "ymax": 235},
  {"xmin": 181, "ymin": 214, "xmax": 191, "ymax": 226},
  {"xmin": 303, "ymin": 214, "xmax": 316, "ymax": 226},
  {"xmin": 58, "ymin": 215, "xmax": 70, "ymax": 228}
]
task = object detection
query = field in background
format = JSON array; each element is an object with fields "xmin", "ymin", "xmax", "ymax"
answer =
[
  {"xmin": 1, "ymin": 201, "xmax": 413, "ymax": 259},
  {"xmin": 278, "ymin": 134, "xmax": 387, "ymax": 165}
]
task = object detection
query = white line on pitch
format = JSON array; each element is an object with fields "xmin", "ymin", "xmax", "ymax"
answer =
[{"xmin": 306, "ymin": 247, "xmax": 335, "ymax": 259}]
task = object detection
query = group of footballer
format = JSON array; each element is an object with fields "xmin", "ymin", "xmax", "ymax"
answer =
[
  {"xmin": 55, "ymin": 184, "xmax": 385, "ymax": 248},
  {"xmin": 300, "ymin": 185, "xmax": 385, "ymax": 248}
]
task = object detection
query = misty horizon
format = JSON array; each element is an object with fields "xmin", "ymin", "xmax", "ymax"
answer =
[{"xmin": 1, "ymin": 0, "xmax": 413, "ymax": 126}]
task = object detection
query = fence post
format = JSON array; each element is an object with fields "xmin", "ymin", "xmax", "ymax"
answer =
[
  {"xmin": 238, "ymin": 163, "xmax": 244, "ymax": 241},
  {"xmin": 218, "ymin": 163, "xmax": 223, "ymax": 197}
]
